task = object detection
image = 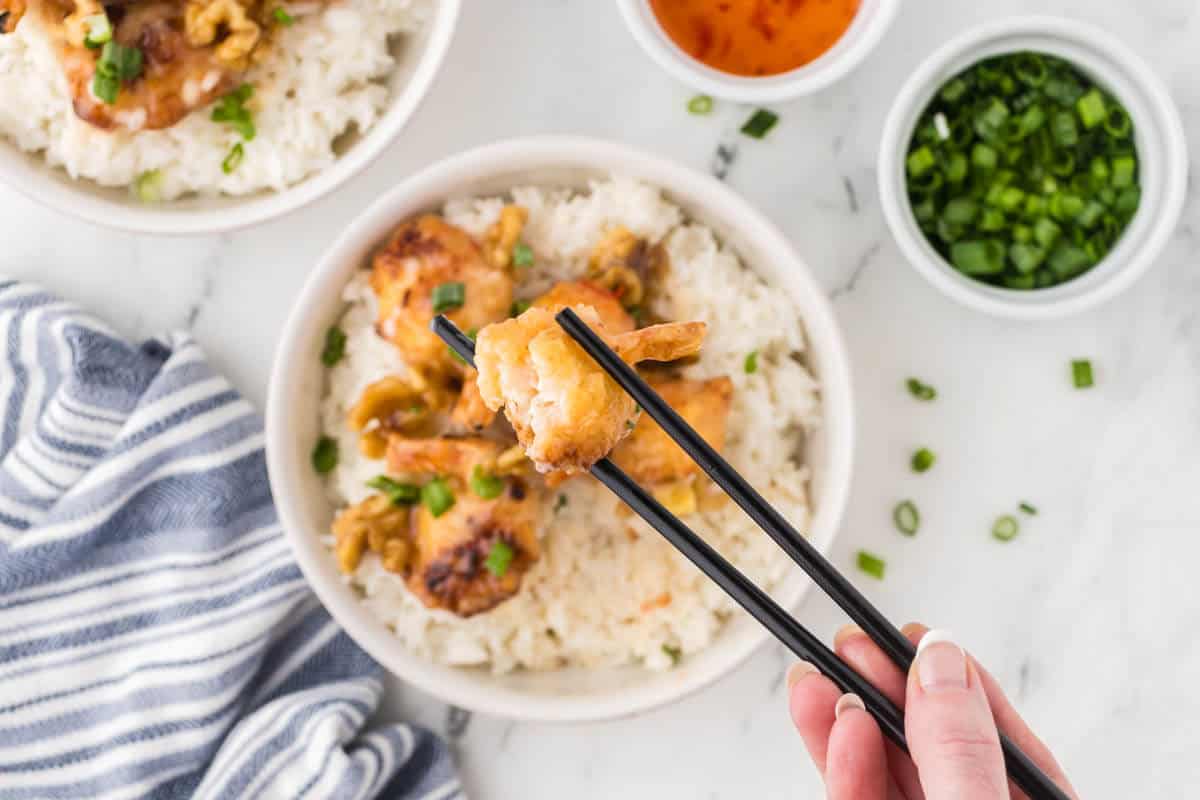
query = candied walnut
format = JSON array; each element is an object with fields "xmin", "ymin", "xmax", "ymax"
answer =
[
  {"xmin": 184, "ymin": 0, "xmax": 260, "ymax": 67},
  {"xmin": 482, "ymin": 205, "xmax": 529, "ymax": 270},
  {"xmin": 593, "ymin": 265, "xmax": 643, "ymax": 306},
  {"xmin": 587, "ymin": 226, "xmax": 669, "ymax": 313},
  {"xmin": 347, "ymin": 375, "xmax": 437, "ymax": 457},
  {"xmin": 331, "ymin": 494, "xmax": 410, "ymax": 574},
  {"xmin": 382, "ymin": 538, "xmax": 411, "ymax": 574}
]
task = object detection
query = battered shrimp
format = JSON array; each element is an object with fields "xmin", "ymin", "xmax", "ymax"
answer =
[
  {"xmin": 610, "ymin": 376, "xmax": 733, "ymax": 485},
  {"xmin": 386, "ymin": 436, "xmax": 539, "ymax": 617},
  {"xmin": 474, "ymin": 305, "xmax": 706, "ymax": 475},
  {"xmin": 531, "ymin": 280, "xmax": 636, "ymax": 334}
]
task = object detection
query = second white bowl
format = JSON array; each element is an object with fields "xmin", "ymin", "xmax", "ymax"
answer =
[
  {"xmin": 879, "ymin": 16, "xmax": 1188, "ymax": 320},
  {"xmin": 265, "ymin": 137, "xmax": 855, "ymax": 722}
]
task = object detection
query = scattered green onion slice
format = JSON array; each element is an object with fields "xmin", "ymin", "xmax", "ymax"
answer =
[
  {"xmin": 1071, "ymin": 359, "xmax": 1094, "ymax": 389},
  {"xmin": 743, "ymin": 350, "xmax": 759, "ymax": 374},
  {"xmin": 366, "ymin": 475, "xmax": 420, "ymax": 505},
  {"xmin": 485, "ymin": 539, "xmax": 514, "ymax": 577},
  {"xmin": 211, "ymin": 84, "xmax": 256, "ymax": 140},
  {"xmin": 421, "ymin": 477, "xmax": 455, "ymax": 518},
  {"xmin": 83, "ymin": 13, "xmax": 112, "ymax": 48},
  {"xmin": 687, "ymin": 94, "xmax": 713, "ymax": 115},
  {"xmin": 992, "ymin": 515, "xmax": 1020, "ymax": 542},
  {"xmin": 510, "ymin": 299, "xmax": 531, "ymax": 317},
  {"xmin": 906, "ymin": 377, "xmax": 937, "ymax": 401},
  {"xmin": 662, "ymin": 644, "xmax": 682, "ymax": 665},
  {"xmin": 554, "ymin": 494, "xmax": 567, "ymax": 513},
  {"xmin": 1018, "ymin": 501, "xmax": 1038, "ymax": 515},
  {"xmin": 512, "ymin": 242, "xmax": 534, "ymax": 268},
  {"xmin": 221, "ymin": 142, "xmax": 244, "ymax": 174},
  {"xmin": 273, "ymin": 6, "xmax": 295, "ymax": 25},
  {"xmin": 893, "ymin": 500, "xmax": 920, "ymax": 536},
  {"xmin": 92, "ymin": 40, "xmax": 143, "ymax": 104},
  {"xmin": 321, "ymin": 326, "xmax": 346, "ymax": 366},
  {"xmin": 431, "ymin": 281, "xmax": 466, "ymax": 313},
  {"xmin": 311, "ymin": 436, "xmax": 338, "ymax": 474},
  {"xmin": 856, "ymin": 550, "xmax": 886, "ymax": 579},
  {"xmin": 740, "ymin": 108, "xmax": 778, "ymax": 139},
  {"xmin": 470, "ymin": 465, "xmax": 504, "ymax": 499},
  {"xmin": 911, "ymin": 448, "xmax": 935, "ymax": 473},
  {"xmin": 132, "ymin": 169, "xmax": 163, "ymax": 203},
  {"xmin": 905, "ymin": 52, "xmax": 1139, "ymax": 291}
]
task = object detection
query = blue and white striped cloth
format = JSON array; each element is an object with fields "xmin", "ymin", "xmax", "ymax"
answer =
[{"xmin": 0, "ymin": 281, "xmax": 461, "ymax": 800}]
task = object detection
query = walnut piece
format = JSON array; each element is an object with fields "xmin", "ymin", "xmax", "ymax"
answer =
[
  {"xmin": 331, "ymin": 494, "xmax": 411, "ymax": 574},
  {"xmin": 185, "ymin": 0, "xmax": 261, "ymax": 68}
]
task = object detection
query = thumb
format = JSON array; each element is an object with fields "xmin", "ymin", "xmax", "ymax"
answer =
[{"xmin": 905, "ymin": 630, "xmax": 1008, "ymax": 800}]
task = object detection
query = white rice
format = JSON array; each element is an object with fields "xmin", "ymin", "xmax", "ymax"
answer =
[
  {"xmin": 321, "ymin": 177, "xmax": 822, "ymax": 673},
  {"xmin": 0, "ymin": 0, "xmax": 430, "ymax": 199}
]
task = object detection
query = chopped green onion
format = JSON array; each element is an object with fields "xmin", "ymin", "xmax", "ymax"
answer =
[
  {"xmin": 740, "ymin": 108, "xmax": 778, "ymax": 139},
  {"xmin": 311, "ymin": 436, "xmax": 338, "ymax": 474},
  {"xmin": 911, "ymin": 448, "xmax": 935, "ymax": 473},
  {"xmin": 1018, "ymin": 501, "xmax": 1038, "ymax": 515},
  {"xmin": 470, "ymin": 465, "xmax": 504, "ymax": 499},
  {"xmin": 221, "ymin": 142, "xmax": 244, "ymax": 174},
  {"xmin": 687, "ymin": 94, "xmax": 713, "ymax": 115},
  {"xmin": 273, "ymin": 6, "xmax": 295, "ymax": 25},
  {"xmin": 484, "ymin": 539, "xmax": 514, "ymax": 577},
  {"xmin": 431, "ymin": 281, "xmax": 465, "ymax": 313},
  {"xmin": 893, "ymin": 500, "xmax": 920, "ymax": 536},
  {"xmin": 92, "ymin": 40, "xmax": 143, "ymax": 104},
  {"xmin": 510, "ymin": 299, "xmax": 531, "ymax": 317},
  {"xmin": 662, "ymin": 644, "xmax": 682, "ymax": 665},
  {"xmin": 512, "ymin": 242, "xmax": 534, "ymax": 267},
  {"xmin": 992, "ymin": 515, "xmax": 1020, "ymax": 542},
  {"xmin": 1076, "ymin": 89, "xmax": 1106, "ymax": 129},
  {"xmin": 907, "ymin": 146, "xmax": 936, "ymax": 176},
  {"xmin": 132, "ymin": 169, "xmax": 163, "ymax": 203},
  {"xmin": 856, "ymin": 550, "xmax": 886, "ymax": 579},
  {"xmin": 1071, "ymin": 359, "xmax": 1094, "ymax": 389},
  {"xmin": 211, "ymin": 84, "xmax": 256, "ymax": 140},
  {"xmin": 951, "ymin": 240, "xmax": 1006, "ymax": 275},
  {"xmin": 366, "ymin": 475, "xmax": 420, "ymax": 505},
  {"xmin": 83, "ymin": 13, "xmax": 111, "ymax": 48},
  {"xmin": 321, "ymin": 326, "xmax": 346, "ymax": 366},
  {"xmin": 743, "ymin": 350, "xmax": 758, "ymax": 374},
  {"xmin": 905, "ymin": 378, "xmax": 936, "ymax": 401},
  {"xmin": 421, "ymin": 477, "xmax": 455, "ymax": 517},
  {"xmin": 554, "ymin": 494, "xmax": 567, "ymax": 513}
]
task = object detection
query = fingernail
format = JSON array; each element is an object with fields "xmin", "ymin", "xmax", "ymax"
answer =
[
  {"xmin": 834, "ymin": 623, "xmax": 863, "ymax": 646},
  {"xmin": 786, "ymin": 660, "xmax": 818, "ymax": 690},
  {"xmin": 916, "ymin": 629, "xmax": 967, "ymax": 692},
  {"xmin": 834, "ymin": 693, "xmax": 865, "ymax": 719}
]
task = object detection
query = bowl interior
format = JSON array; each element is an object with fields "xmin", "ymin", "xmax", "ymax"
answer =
[
  {"xmin": 884, "ymin": 22, "xmax": 1181, "ymax": 312},
  {"xmin": 267, "ymin": 140, "xmax": 855, "ymax": 721},
  {"xmin": 0, "ymin": 0, "xmax": 458, "ymax": 233}
]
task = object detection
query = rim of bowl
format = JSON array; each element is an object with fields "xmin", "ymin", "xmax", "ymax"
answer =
[
  {"xmin": 616, "ymin": 0, "xmax": 899, "ymax": 102},
  {"xmin": 266, "ymin": 136, "xmax": 856, "ymax": 722},
  {"xmin": 878, "ymin": 15, "xmax": 1189, "ymax": 320},
  {"xmin": 0, "ymin": 0, "xmax": 460, "ymax": 236}
]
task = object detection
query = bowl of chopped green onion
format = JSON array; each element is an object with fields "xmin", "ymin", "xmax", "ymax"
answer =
[{"xmin": 879, "ymin": 16, "xmax": 1187, "ymax": 319}]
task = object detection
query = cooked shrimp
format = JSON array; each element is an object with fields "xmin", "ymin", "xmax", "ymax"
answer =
[
  {"xmin": 385, "ymin": 435, "xmax": 502, "ymax": 482},
  {"xmin": 531, "ymin": 280, "xmax": 635, "ymax": 334},
  {"xmin": 62, "ymin": 1, "xmax": 238, "ymax": 131},
  {"xmin": 371, "ymin": 215, "xmax": 514, "ymax": 370},
  {"xmin": 474, "ymin": 305, "xmax": 706, "ymax": 475},
  {"xmin": 407, "ymin": 477, "xmax": 539, "ymax": 617},
  {"xmin": 611, "ymin": 376, "xmax": 733, "ymax": 486}
]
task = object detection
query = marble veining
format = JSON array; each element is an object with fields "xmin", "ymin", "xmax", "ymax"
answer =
[{"xmin": 3, "ymin": 0, "xmax": 1200, "ymax": 796}]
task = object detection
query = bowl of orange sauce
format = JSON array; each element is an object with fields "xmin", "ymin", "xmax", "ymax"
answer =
[{"xmin": 618, "ymin": 0, "xmax": 899, "ymax": 101}]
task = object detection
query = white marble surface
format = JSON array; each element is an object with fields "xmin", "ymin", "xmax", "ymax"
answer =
[{"xmin": 4, "ymin": 0, "xmax": 1200, "ymax": 796}]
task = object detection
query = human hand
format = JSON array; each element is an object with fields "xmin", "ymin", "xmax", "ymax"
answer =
[{"xmin": 786, "ymin": 624, "xmax": 1077, "ymax": 799}]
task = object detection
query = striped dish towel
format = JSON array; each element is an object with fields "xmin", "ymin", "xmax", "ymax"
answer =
[{"xmin": 0, "ymin": 281, "xmax": 461, "ymax": 800}]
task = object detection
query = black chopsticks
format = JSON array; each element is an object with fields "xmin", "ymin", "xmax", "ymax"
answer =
[{"xmin": 431, "ymin": 311, "xmax": 1068, "ymax": 800}]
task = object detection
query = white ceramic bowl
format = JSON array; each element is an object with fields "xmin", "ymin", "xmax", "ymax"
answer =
[
  {"xmin": 0, "ymin": 0, "xmax": 459, "ymax": 235},
  {"xmin": 266, "ymin": 137, "xmax": 855, "ymax": 722},
  {"xmin": 879, "ymin": 16, "xmax": 1188, "ymax": 320},
  {"xmin": 616, "ymin": 0, "xmax": 898, "ymax": 102}
]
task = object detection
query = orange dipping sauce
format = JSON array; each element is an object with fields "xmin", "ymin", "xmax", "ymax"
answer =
[{"xmin": 649, "ymin": 0, "xmax": 860, "ymax": 77}]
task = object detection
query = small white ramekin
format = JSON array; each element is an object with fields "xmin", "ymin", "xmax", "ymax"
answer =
[
  {"xmin": 0, "ymin": 0, "xmax": 459, "ymax": 235},
  {"xmin": 879, "ymin": 16, "xmax": 1189, "ymax": 320},
  {"xmin": 616, "ymin": 0, "xmax": 898, "ymax": 102},
  {"xmin": 266, "ymin": 136, "xmax": 855, "ymax": 722}
]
